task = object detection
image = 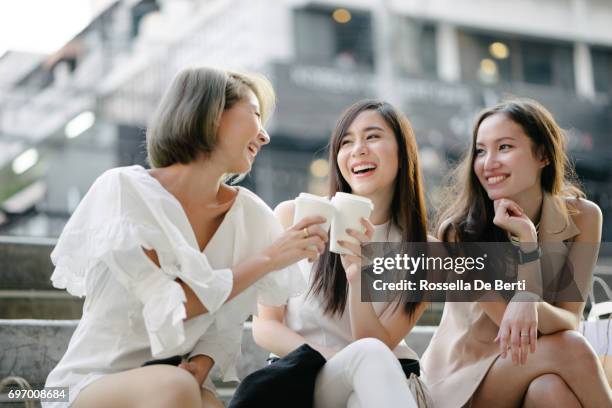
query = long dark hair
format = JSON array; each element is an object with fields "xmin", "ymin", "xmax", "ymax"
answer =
[
  {"xmin": 437, "ymin": 97, "xmax": 584, "ymax": 242},
  {"xmin": 309, "ymin": 99, "xmax": 428, "ymax": 317}
]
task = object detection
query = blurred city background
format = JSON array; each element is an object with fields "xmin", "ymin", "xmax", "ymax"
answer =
[
  {"xmin": 1, "ymin": 3, "xmax": 612, "ymax": 396},
  {"xmin": 1, "ymin": 0, "xmax": 611, "ymax": 239}
]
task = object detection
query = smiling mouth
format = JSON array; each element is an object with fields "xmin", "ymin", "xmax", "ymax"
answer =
[
  {"xmin": 351, "ymin": 164, "xmax": 377, "ymax": 176},
  {"xmin": 487, "ymin": 175, "xmax": 509, "ymax": 185},
  {"xmin": 247, "ymin": 144, "xmax": 258, "ymax": 158}
]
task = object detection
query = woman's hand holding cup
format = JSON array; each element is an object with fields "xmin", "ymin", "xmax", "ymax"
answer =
[
  {"xmin": 338, "ymin": 217, "xmax": 375, "ymax": 285},
  {"xmin": 263, "ymin": 216, "xmax": 328, "ymax": 269}
]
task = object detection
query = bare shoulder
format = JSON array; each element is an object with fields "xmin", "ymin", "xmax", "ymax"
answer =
[
  {"xmin": 273, "ymin": 200, "xmax": 296, "ymax": 230},
  {"xmin": 566, "ymin": 197, "xmax": 602, "ymax": 239},
  {"xmin": 437, "ymin": 218, "xmax": 458, "ymax": 242}
]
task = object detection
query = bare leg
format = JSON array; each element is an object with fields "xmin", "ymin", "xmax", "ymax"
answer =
[
  {"xmin": 471, "ymin": 330, "xmax": 611, "ymax": 408},
  {"xmin": 201, "ymin": 388, "xmax": 224, "ymax": 408},
  {"xmin": 73, "ymin": 365, "xmax": 201, "ymax": 408},
  {"xmin": 522, "ymin": 374, "xmax": 580, "ymax": 408}
]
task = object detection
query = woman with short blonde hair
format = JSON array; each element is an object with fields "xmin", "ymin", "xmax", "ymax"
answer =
[{"xmin": 44, "ymin": 66, "xmax": 327, "ymax": 408}]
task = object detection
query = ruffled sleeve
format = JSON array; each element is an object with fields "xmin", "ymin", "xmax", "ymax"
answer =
[
  {"xmin": 188, "ymin": 321, "xmax": 243, "ymax": 383},
  {"xmin": 50, "ymin": 167, "xmax": 233, "ymax": 357},
  {"xmin": 103, "ymin": 245, "xmax": 188, "ymax": 357}
]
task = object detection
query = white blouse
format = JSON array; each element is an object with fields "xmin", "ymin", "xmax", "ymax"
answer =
[
  {"xmin": 44, "ymin": 165, "xmax": 304, "ymax": 407},
  {"xmin": 284, "ymin": 223, "xmax": 419, "ymax": 360}
]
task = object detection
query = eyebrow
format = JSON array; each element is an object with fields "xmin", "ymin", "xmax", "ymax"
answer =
[
  {"xmin": 475, "ymin": 136, "xmax": 516, "ymax": 146},
  {"xmin": 343, "ymin": 125, "xmax": 385, "ymax": 137}
]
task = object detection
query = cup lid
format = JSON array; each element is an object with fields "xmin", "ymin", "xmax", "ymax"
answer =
[
  {"xmin": 332, "ymin": 192, "xmax": 373, "ymax": 209},
  {"xmin": 297, "ymin": 192, "xmax": 331, "ymax": 204}
]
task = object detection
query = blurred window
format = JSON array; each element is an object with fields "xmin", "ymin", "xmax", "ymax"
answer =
[
  {"xmin": 393, "ymin": 18, "xmax": 437, "ymax": 78},
  {"xmin": 522, "ymin": 42, "xmax": 573, "ymax": 89},
  {"xmin": 293, "ymin": 5, "xmax": 373, "ymax": 70},
  {"xmin": 592, "ymin": 46, "xmax": 612, "ymax": 95},
  {"xmin": 131, "ymin": 0, "xmax": 160, "ymax": 38},
  {"xmin": 458, "ymin": 30, "xmax": 574, "ymax": 90}
]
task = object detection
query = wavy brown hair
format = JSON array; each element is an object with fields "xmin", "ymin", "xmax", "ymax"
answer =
[
  {"xmin": 437, "ymin": 98, "xmax": 584, "ymax": 243},
  {"xmin": 309, "ymin": 99, "xmax": 428, "ymax": 317}
]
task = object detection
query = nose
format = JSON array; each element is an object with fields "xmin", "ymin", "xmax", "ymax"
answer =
[
  {"xmin": 257, "ymin": 127, "xmax": 270, "ymax": 146},
  {"xmin": 351, "ymin": 138, "xmax": 367, "ymax": 157},
  {"xmin": 483, "ymin": 151, "xmax": 500, "ymax": 171}
]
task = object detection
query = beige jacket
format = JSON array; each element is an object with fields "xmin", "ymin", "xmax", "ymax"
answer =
[{"xmin": 421, "ymin": 193, "xmax": 591, "ymax": 408}]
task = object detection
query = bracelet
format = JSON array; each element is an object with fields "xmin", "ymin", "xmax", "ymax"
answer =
[{"xmin": 517, "ymin": 245, "xmax": 541, "ymax": 265}]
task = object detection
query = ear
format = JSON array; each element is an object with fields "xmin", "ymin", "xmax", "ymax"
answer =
[{"xmin": 536, "ymin": 146, "xmax": 549, "ymax": 168}]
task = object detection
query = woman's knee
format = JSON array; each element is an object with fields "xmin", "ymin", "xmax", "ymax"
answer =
[
  {"xmin": 152, "ymin": 366, "xmax": 201, "ymax": 407},
  {"xmin": 351, "ymin": 338, "xmax": 394, "ymax": 360},
  {"xmin": 545, "ymin": 330, "xmax": 599, "ymax": 371},
  {"xmin": 524, "ymin": 374, "xmax": 575, "ymax": 406},
  {"xmin": 74, "ymin": 366, "xmax": 201, "ymax": 408}
]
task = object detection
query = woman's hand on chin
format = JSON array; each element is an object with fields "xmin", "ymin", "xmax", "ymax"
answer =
[
  {"xmin": 493, "ymin": 198, "xmax": 537, "ymax": 241},
  {"xmin": 338, "ymin": 217, "xmax": 375, "ymax": 285}
]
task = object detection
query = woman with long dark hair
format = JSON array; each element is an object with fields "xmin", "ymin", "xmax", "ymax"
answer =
[
  {"xmin": 253, "ymin": 99, "xmax": 431, "ymax": 407},
  {"xmin": 422, "ymin": 98, "xmax": 612, "ymax": 407}
]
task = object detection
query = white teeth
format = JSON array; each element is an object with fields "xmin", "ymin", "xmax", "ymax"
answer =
[
  {"xmin": 352, "ymin": 164, "xmax": 377, "ymax": 173},
  {"xmin": 488, "ymin": 175, "xmax": 507, "ymax": 184}
]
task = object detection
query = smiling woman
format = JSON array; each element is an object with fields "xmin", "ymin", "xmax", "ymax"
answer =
[
  {"xmin": 43, "ymin": 66, "xmax": 328, "ymax": 408},
  {"xmin": 423, "ymin": 98, "xmax": 612, "ymax": 408},
  {"xmin": 253, "ymin": 99, "xmax": 433, "ymax": 408}
]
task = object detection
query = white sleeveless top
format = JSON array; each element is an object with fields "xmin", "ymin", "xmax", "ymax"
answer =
[{"xmin": 285, "ymin": 222, "xmax": 419, "ymax": 360}]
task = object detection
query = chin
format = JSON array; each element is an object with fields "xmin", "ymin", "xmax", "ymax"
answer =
[
  {"xmin": 487, "ymin": 187, "xmax": 522, "ymax": 201},
  {"xmin": 236, "ymin": 158, "xmax": 253, "ymax": 172},
  {"xmin": 486, "ymin": 190, "xmax": 504, "ymax": 200},
  {"xmin": 350, "ymin": 185, "xmax": 379, "ymax": 198}
]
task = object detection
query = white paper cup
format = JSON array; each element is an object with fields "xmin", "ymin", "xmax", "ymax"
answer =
[
  {"xmin": 293, "ymin": 193, "xmax": 335, "ymax": 234},
  {"xmin": 330, "ymin": 192, "xmax": 374, "ymax": 255}
]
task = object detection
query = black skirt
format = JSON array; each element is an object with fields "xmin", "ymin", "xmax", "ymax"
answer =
[
  {"xmin": 229, "ymin": 344, "xmax": 326, "ymax": 408},
  {"xmin": 230, "ymin": 345, "xmax": 421, "ymax": 408}
]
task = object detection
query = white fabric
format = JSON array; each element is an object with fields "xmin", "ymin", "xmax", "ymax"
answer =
[
  {"xmin": 44, "ymin": 165, "xmax": 304, "ymax": 407},
  {"xmin": 284, "ymin": 222, "xmax": 419, "ymax": 360},
  {"xmin": 314, "ymin": 338, "xmax": 417, "ymax": 408}
]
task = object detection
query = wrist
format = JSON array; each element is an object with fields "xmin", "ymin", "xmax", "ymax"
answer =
[
  {"xmin": 347, "ymin": 275, "xmax": 361, "ymax": 288},
  {"xmin": 189, "ymin": 354, "xmax": 214, "ymax": 366},
  {"xmin": 516, "ymin": 244, "xmax": 541, "ymax": 265},
  {"xmin": 512, "ymin": 291, "xmax": 541, "ymax": 302},
  {"xmin": 247, "ymin": 253, "xmax": 275, "ymax": 278},
  {"xmin": 517, "ymin": 228, "xmax": 538, "ymax": 244}
]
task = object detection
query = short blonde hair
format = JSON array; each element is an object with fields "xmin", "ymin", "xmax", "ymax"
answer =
[{"xmin": 146, "ymin": 66, "xmax": 275, "ymax": 168}]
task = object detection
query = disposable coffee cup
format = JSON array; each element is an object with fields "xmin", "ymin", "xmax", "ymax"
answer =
[
  {"xmin": 330, "ymin": 192, "xmax": 374, "ymax": 255},
  {"xmin": 293, "ymin": 193, "xmax": 335, "ymax": 234}
]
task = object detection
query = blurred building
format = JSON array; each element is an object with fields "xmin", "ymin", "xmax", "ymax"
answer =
[{"xmin": 1, "ymin": 0, "xmax": 611, "ymax": 238}]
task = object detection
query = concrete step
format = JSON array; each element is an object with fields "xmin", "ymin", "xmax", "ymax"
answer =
[
  {"xmin": 0, "ymin": 290, "xmax": 83, "ymax": 319},
  {"xmin": 0, "ymin": 236, "xmax": 55, "ymax": 291},
  {"xmin": 0, "ymin": 319, "xmax": 436, "ymax": 389}
]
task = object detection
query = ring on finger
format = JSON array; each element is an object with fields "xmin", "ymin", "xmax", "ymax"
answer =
[
  {"xmin": 303, "ymin": 227, "xmax": 310, "ymax": 239},
  {"xmin": 520, "ymin": 332, "xmax": 529, "ymax": 338}
]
